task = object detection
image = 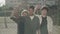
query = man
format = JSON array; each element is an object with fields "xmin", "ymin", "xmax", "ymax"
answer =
[
  {"xmin": 37, "ymin": 6, "xmax": 53, "ymax": 34},
  {"xmin": 24, "ymin": 6, "xmax": 40, "ymax": 34}
]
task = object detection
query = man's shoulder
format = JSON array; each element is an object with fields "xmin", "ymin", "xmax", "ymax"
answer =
[
  {"xmin": 35, "ymin": 15, "xmax": 39, "ymax": 16},
  {"xmin": 19, "ymin": 16, "xmax": 26, "ymax": 20},
  {"xmin": 47, "ymin": 16, "xmax": 52, "ymax": 19},
  {"xmin": 35, "ymin": 15, "xmax": 41, "ymax": 17},
  {"xmin": 34, "ymin": 15, "xmax": 39, "ymax": 20}
]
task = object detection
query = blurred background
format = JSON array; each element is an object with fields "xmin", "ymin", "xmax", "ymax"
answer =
[{"xmin": 0, "ymin": 0, "xmax": 60, "ymax": 34}]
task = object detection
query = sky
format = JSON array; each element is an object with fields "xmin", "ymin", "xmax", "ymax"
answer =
[{"xmin": 0, "ymin": 0, "xmax": 5, "ymax": 7}]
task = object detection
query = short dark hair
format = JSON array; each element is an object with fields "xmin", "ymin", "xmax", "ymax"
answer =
[
  {"xmin": 41, "ymin": 7, "xmax": 49, "ymax": 11},
  {"xmin": 29, "ymin": 6, "xmax": 35, "ymax": 10}
]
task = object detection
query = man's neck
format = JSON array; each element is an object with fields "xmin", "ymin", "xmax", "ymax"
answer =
[
  {"xmin": 30, "ymin": 15, "xmax": 34, "ymax": 16},
  {"xmin": 29, "ymin": 14, "xmax": 34, "ymax": 16},
  {"xmin": 42, "ymin": 14, "xmax": 47, "ymax": 17}
]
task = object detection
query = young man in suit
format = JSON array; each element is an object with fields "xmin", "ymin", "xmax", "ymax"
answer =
[
  {"xmin": 24, "ymin": 6, "xmax": 40, "ymax": 34},
  {"xmin": 38, "ymin": 6, "xmax": 53, "ymax": 34}
]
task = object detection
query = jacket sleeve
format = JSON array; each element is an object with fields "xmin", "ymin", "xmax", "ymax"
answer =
[
  {"xmin": 10, "ymin": 16, "xmax": 20, "ymax": 23},
  {"xmin": 47, "ymin": 16, "xmax": 53, "ymax": 34}
]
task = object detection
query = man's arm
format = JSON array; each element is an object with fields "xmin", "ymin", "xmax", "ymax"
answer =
[
  {"xmin": 36, "ymin": 17, "xmax": 40, "ymax": 34},
  {"xmin": 10, "ymin": 16, "xmax": 20, "ymax": 23},
  {"xmin": 10, "ymin": 8, "xmax": 20, "ymax": 23},
  {"xmin": 48, "ymin": 16, "xmax": 53, "ymax": 34}
]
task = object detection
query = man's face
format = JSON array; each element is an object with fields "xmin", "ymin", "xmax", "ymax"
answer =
[
  {"xmin": 22, "ymin": 12, "xmax": 27, "ymax": 16},
  {"xmin": 41, "ymin": 9, "xmax": 47, "ymax": 15},
  {"xmin": 28, "ymin": 8, "xmax": 34, "ymax": 15}
]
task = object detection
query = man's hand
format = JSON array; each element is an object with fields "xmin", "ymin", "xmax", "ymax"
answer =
[{"xmin": 11, "ymin": 8, "xmax": 19, "ymax": 19}]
